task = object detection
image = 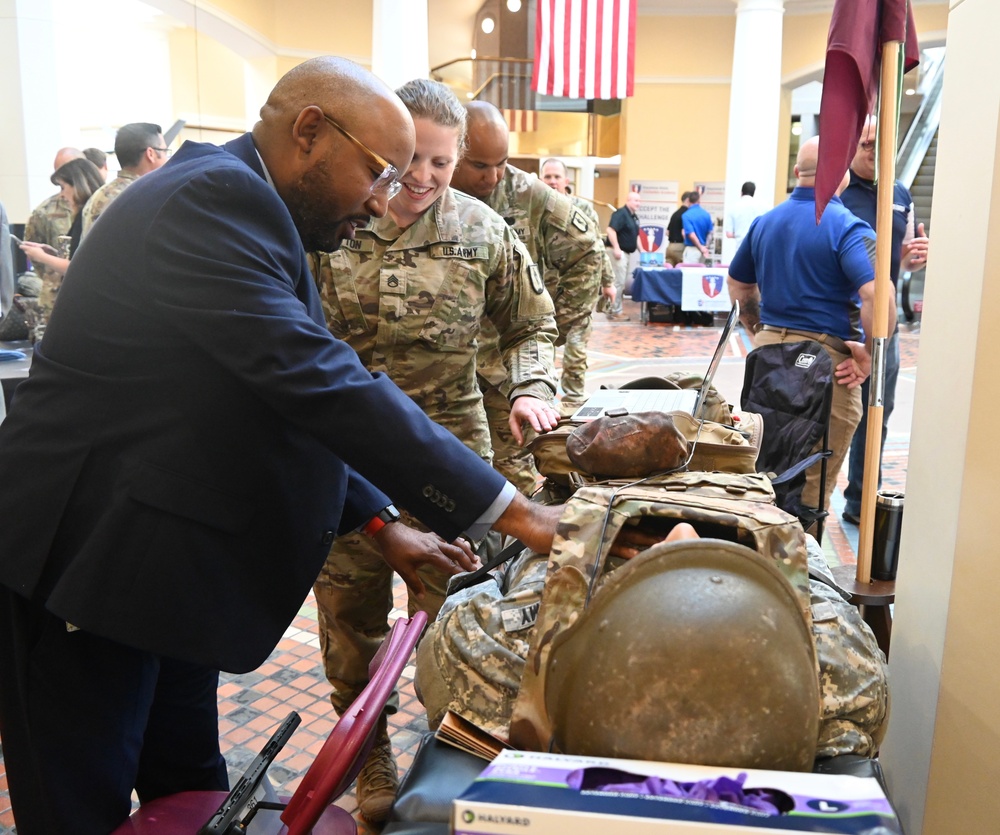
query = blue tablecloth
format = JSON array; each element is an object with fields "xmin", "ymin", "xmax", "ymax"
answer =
[{"xmin": 630, "ymin": 268, "xmax": 683, "ymax": 306}]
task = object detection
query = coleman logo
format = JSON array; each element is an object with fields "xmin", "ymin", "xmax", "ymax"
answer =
[{"xmin": 795, "ymin": 353, "xmax": 817, "ymax": 369}]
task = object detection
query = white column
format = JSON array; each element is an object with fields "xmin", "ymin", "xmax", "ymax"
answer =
[
  {"xmin": 721, "ymin": 0, "xmax": 784, "ymax": 264},
  {"xmin": 0, "ymin": 0, "xmax": 64, "ymax": 221},
  {"xmin": 371, "ymin": 0, "xmax": 429, "ymax": 89}
]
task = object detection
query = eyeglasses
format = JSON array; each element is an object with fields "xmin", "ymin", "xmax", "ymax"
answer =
[
  {"xmin": 150, "ymin": 147, "xmax": 173, "ymax": 157},
  {"xmin": 858, "ymin": 140, "xmax": 876, "ymax": 152},
  {"xmin": 320, "ymin": 111, "xmax": 401, "ymax": 200}
]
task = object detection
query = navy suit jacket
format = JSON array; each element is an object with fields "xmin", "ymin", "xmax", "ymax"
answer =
[{"xmin": 0, "ymin": 134, "xmax": 505, "ymax": 671}]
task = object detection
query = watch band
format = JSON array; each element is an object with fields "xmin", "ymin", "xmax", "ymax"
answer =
[{"xmin": 362, "ymin": 504, "xmax": 401, "ymax": 538}]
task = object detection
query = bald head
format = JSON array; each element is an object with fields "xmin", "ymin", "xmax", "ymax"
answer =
[
  {"xmin": 251, "ymin": 56, "xmax": 416, "ymax": 252},
  {"xmin": 53, "ymin": 147, "xmax": 83, "ymax": 171},
  {"xmin": 450, "ymin": 101, "xmax": 510, "ymax": 200},
  {"xmin": 795, "ymin": 137, "xmax": 820, "ymax": 185}
]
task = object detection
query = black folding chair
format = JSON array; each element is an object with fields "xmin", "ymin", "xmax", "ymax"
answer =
[{"xmin": 740, "ymin": 340, "xmax": 834, "ymax": 543}]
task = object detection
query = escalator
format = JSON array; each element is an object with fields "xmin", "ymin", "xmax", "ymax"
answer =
[{"xmin": 896, "ymin": 49, "xmax": 945, "ymax": 322}]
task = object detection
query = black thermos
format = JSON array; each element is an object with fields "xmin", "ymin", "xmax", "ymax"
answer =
[{"xmin": 872, "ymin": 491, "xmax": 904, "ymax": 581}]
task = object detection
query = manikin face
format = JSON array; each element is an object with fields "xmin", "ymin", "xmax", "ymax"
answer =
[
  {"xmin": 388, "ymin": 117, "xmax": 461, "ymax": 229},
  {"xmin": 541, "ymin": 161, "xmax": 570, "ymax": 193}
]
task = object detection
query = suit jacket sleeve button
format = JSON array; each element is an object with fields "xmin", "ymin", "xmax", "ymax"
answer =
[{"xmin": 322, "ymin": 530, "xmax": 335, "ymax": 546}]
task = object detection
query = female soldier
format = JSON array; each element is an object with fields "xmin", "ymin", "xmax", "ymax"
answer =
[
  {"xmin": 20, "ymin": 157, "xmax": 104, "ymax": 274},
  {"xmin": 310, "ymin": 78, "xmax": 559, "ymax": 824}
]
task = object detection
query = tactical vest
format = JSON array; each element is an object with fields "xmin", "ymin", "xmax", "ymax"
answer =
[{"xmin": 508, "ymin": 471, "xmax": 814, "ymax": 752}]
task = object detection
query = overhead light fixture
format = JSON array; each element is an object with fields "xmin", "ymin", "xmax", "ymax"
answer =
[
  {"xmin": 791, "ymin": 123, "xmax": 802, "ymax": 136},
  {"xmin": 904, "ymin": 88, "xmax": 916, "ymax": 96},
  {"xmin": 481, "ymin": 16, "xmax": 495, "ymax": 34},
  {"xmin": 507, "ymin": 0, "xmax": 522, "ymax": 11},
  {"xmin": 466, "ymin": 92, "xmax": 475, "ymax": 99},
  {"xmin": 471, "ymin": 48, "xmax": 477, "ymax": 60}
]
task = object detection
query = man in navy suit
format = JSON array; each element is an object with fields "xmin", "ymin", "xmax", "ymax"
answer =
[{"xmin": 0, "ymin": 57, "xmax": 561, "ymax": 835}]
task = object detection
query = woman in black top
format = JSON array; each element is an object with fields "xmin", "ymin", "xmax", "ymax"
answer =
[{"xmin": 20, "ymin": 157, "xmax": 104, "ymax": 273}]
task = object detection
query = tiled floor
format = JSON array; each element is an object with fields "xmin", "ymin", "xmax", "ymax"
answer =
[{"xmin": 0, "ymin": 297, "xmax": 918, "ymax": 833}]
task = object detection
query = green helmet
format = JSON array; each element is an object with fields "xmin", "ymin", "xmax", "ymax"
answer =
[{"xmin": 543, "ymin": 538, "xmax": 819, "ymax": 771}]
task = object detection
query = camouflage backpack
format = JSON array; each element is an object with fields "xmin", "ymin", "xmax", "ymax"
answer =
[{"xmin": 508, "ymin": 471, "xmax": 814, "ymax": 752}]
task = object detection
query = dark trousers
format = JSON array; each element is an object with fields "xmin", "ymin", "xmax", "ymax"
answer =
[
  {"xmin": 844, "ymin": 331, "xmax": 900, "ymax": 516},
  {"xmin": 0, "ymin": 588, "xmax": 229, "ymax": 834}
]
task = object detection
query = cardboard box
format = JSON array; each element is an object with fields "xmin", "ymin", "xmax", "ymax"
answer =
[{"xmin": 453, "ymin": 751, "xmax": 901, "ymax": 834}]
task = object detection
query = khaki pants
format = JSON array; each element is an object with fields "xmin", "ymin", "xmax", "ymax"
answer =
[{"xmin": 753, "ymin": 328, "xmax": 863, "ymax": 518}]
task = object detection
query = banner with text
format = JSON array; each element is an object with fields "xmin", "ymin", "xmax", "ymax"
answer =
[{"xmin": 629, "ymin": 180, "xmax": 679, "ymax": 268}]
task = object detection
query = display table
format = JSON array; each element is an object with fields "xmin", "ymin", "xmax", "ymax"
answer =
[
  {"xmin": 630, "ymin": 268, "xmax": 682, "ymax": 324},
  {"xmin": 630, "ymin": 266, "xmax": 731, "ymax": 324},
  {"xmin": 0, "ymin": 341, "xmax": 33, "ymax": 410}
]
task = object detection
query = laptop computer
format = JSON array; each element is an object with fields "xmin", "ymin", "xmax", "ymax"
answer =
[{"xmin": 570, "ymin": 301, "xmax": 739, "ymax": 422}]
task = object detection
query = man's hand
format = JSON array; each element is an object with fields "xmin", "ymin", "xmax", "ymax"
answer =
[
  {"xmin": 612, "ymin": 249, "xmax": 624, "ymax": 260},
  {"xmin": 601, "ymin": 285, "xmax": 617, "ymax": 304},
  {"xmin": 373, "ymin": 523, "xmax": 479, "ymax": 599},
  {"xmin": 901, "ymin": 222, "xmax": 929, "ymax": 270},
  {"xmin": 508, "ymin": 396, "xmax": 561, "ymax": 445},
  {"xmin": 835, "ymin": 341, "xmax": 872, "ymax": 389},
  {"xmin": 494, "ymin": 495, "xmax": 563, "ymax": 555}
]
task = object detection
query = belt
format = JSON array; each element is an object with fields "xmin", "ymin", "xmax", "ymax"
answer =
[{"xmin": 759, "ymin": 325, "xmax": 850, "ymax": 355}]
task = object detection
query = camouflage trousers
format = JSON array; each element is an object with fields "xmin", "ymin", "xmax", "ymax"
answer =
[
  {"xmin": 313, "ymin": 510, "xmax": 451, "ymax": 715},
  {"xmin": 416, "ymin": 535, "xmax": 890, "ymax": 758},
  {"xmin": 481, "ymin": 384, "xmax": 543, "ymax": 496},
  {"xmin": 559, "ymin": 316, "xmax": 592, "ymax": 404}
]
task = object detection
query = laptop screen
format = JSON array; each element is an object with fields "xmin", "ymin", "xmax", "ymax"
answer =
[{"xmin": 692, "ymin": 300, "xmax": 739, "ymax": 419}]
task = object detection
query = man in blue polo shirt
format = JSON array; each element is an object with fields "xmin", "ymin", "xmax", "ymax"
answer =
[
  {"xmin": 839, "ymin": 118, "xmax": 930, "ymax": 525},
  {"xmin": 726, "ymin": 135, "xmax": 895, "ymax": 524},
  {"xmin": 681, "ymin": 190, "xmax": 714, "ymax": 263}
]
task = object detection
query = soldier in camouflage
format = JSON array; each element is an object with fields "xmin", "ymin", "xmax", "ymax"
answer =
[
  {"xmin": 311, "ymin": 78, "xmax": 559, "ymax": 825},
  {"xmin": 24, "ymin": 147, "xmax": 82, "ymax": 316},
  {"xmin": 82, "ymin": 123, "xmax": 170, "ymax": 236},
  {"xmin": 417, "ymin": 484, "xmax": 889, "ymax": 761},
  {"xmin": 451, "ymin": 103, "xmax": 603, "ymax": 491},
  {"xmin": 540, "ymin": 158, "xmax": 617, "ymax": 412}
]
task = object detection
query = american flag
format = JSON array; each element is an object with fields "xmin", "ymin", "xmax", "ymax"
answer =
[{"xmin": 532, "ymin": 0, "xmax": 637, "ymax": 100}]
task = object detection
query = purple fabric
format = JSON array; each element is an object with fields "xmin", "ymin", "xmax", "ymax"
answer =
[{"xmin": 566, "ymin": 767, "xmax": 786, "ymax": 815}]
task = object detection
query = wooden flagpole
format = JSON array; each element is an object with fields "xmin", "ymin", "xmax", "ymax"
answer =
[{"xmin": 855, "ymin": 39, "xmax": 904, "ymax": 584}]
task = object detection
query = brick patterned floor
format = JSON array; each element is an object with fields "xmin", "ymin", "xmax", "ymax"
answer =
[{"xmin": 0, "ymin": 297, "xmax": 917, "ymax": 833}]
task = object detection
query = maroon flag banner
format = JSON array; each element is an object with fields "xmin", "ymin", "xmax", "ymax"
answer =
[
  {"xmin": 814, "ymin": 0, "xmax": 920, "ymax": 221},
  {"xmin": 532, "ymin": 0, "xmax": 637, "ymax": 100}
]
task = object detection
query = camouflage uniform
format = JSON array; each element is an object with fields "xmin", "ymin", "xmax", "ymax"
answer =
[
  {"xmin": 81, "ymin": 171, "xmax": 139, "ymax": 236},
  {"xmin": 24, "ymin": 194, "xmax": 73, "ymax": 319},
  {"xmin": 478, "ymin": 166, "xmax": 603, "ymax": 490},
  {"xmin": 311, "ymin": 186, "xmax": 558, "ymax": 714},
  {"xmin": 417, "ymin": 485, "xmax": 889, "ymax": 759}
]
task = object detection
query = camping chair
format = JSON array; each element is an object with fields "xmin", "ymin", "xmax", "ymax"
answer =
[
  {"xmin": 740, "ymin": 340, "xmax": 834, "ymax": 542},
  {"xmin": 112, "ymin": 611, "xmax": 428, "ymax": 835}
]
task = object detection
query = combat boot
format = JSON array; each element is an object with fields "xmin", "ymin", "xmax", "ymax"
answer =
[{"xmin": 355, "ymin": 715, "xmax": 398, "ymax": 824}]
